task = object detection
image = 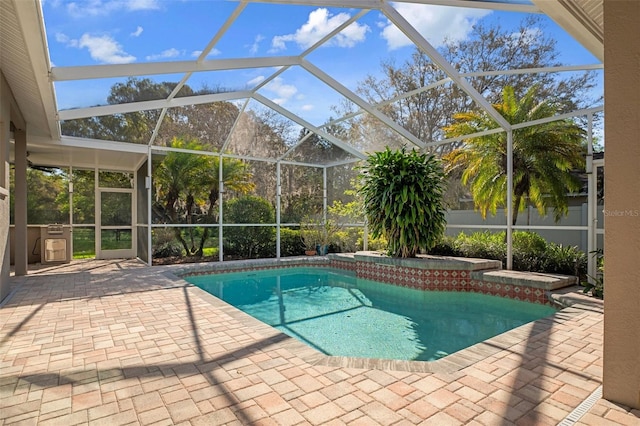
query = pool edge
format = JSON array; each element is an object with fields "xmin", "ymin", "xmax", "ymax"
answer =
[{"xmin": 166, "ymin": 266, "xmax": 588, "ymax": 374}]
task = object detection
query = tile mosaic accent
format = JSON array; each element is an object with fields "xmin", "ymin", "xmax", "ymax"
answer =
[
  {"xmin": 330, "ymin": 257, "xmax": 554, "ymax": 305},
  {"xmin": 180, "ymin": 258, "xmax": 331, "ymax": 278},
  {"xmin": 177, "ymin": 255, "xmax": 562, "ymax": 306}
]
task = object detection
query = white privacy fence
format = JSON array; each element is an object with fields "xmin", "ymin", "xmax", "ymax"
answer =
[{"xmin": 445, "ymin": 203, "xmax": 605, "ymax": 254}]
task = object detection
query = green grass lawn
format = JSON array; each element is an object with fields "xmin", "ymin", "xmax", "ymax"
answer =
[
  {"xmin": 73, "ymin": 228, "xmax": 95, "ymax": 259},
  {"xmin": 73, "ymin": 227, "xmax": 219, "ymax": 260}
]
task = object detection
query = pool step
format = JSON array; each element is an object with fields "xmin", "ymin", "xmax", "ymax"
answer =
[{"xmin": 474, "ymin": 269, "xmax": 578, "ymax": 290}]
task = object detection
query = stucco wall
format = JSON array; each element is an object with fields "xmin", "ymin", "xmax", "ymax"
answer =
[
  {"xmin": 603, "ymin": 0, "xmax": 640, "ymax": 409},
  {"xmin": 0, "ymin": 73, "xmax": 11, "ymax": 302}
]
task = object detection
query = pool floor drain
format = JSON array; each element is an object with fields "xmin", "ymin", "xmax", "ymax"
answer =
[{"xmin": 558, "ymin": 385, "xmax": 602, "ymax": 426}]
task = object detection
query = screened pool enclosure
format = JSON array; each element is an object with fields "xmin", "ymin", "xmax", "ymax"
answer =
[{"xmin": 5, "ymin": 0, "xmax": 604, "ymax": 278}]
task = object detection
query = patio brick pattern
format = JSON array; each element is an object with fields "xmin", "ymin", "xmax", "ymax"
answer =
[{"xmin": 1, "ymin": 259, "xmax": 639, "ymax": 425}]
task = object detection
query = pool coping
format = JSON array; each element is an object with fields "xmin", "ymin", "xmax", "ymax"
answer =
[{"xmin": 168, "ymin": 259, "xmax": 590, "ymax": 374}]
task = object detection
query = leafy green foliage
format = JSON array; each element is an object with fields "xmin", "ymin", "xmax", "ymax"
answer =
[
  {"xmin": 444, "ymin": 85, "xmax": 586, "ymax": 225},
  {"xmin": 153, "ymin": 137, "xmax": 254, "ymax": 256},
  {"xmin": 430, "ymin": 231, "xmax": 587, "ymax": 277},
  {"xmin": 279, "ymin": 228, "xmax": 305, "ymax": 257},
  {"xmin": 299, "ymin": 215, "xmax": 342, "ymax": 253},
  {"xmin": 581, "ymin": 249, "xmax": 604, "ymax": 298},
  {"xmin": 455, "ymin": 231, "xmax": 506, "ymax": 261},
  {"xmin": 359, "ymin": 147, "xmax": 446, "ymax": 258},
  {"xmin": 223, "ymin": 196, "xmax": 275, "ymax": 259},
  {"xmin": 10, "ymin": 167, "xmax": 68, "ymax": 225},
  {"xmin": 152, "ymin": 228, "xmax": 184, "ymax": 258},
  {"xmin": 69, "ymin": 169, "xmax": 95, "ymax": 224}
]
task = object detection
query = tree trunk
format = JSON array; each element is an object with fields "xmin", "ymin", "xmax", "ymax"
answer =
[
  {"xmin": 196, "ymin": 188, "xmax": 220, "ymax": 257},
  {"xmin": 512, "ymin": 194, "xmax": 522, "ymax": 226},
  {"xmin": 186, "ymin": 193, "xmax": 196, "ymax": 255},
  {"xmin": 165, "ymin": 191, "xmax": 190, "ymax": 257},
  {"xmin": 174, "ymin": 227, "xmax": 190, "ymax": 256}
]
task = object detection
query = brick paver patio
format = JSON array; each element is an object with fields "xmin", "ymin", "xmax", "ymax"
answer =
[{"xmin": 1, "ymin": 259, "xmax": 639, "ymax": 425}]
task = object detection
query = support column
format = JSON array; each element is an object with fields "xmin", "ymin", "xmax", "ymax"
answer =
[
  {"xmin": 322, "ymin": 167, "xmax": 327, "ymax": 222},
  {"xmin": 603, "ymin": 0, "xmax": 640, "ymax": 409},
  {"xmin": 586, "ymin": 114, "xmax": 596, "ymax": 281},
  {"xmin": 218, "ymin": 155, "xmax": 224, "ymax": 262},
  {"xmin": 506, "ymin": 130, "xmax": 513, "ymax": 270},
  {"xmin": 14, "ymin": 128, "xmax": 27, "ymax": 276},
  {"xmin": 276, "ymin": 162, "xmax": 281, "ymax": 259},
  {"xmin": 0, "ymin": 77, "xmax": 11, "ymax": 301},
  {"xmin": 147, "ymin": 148, "xmax": 152, "ymax": 266}
]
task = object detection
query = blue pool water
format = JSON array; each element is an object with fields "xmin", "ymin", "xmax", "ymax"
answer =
[{"xmin": 186, "ymin": 267, "xmax": 556, "ymax": 361}]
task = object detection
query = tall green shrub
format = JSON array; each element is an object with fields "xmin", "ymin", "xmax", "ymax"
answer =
[
  {"xmin": 224, "ymin": 195, "xmax": 275, "ymax": 258},
  {"xmin": 359, "ymin": 147, "xmax": 446, "ymax": 258}
]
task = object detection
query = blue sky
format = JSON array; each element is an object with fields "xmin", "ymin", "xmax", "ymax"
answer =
[{"xmin": 42, "ymin": 0, "xmax": 603, "ymax": 127}]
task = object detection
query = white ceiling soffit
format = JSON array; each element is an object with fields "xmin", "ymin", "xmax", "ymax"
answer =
[
  {"xmin": 1, "ymin": 0, "xmax": 59, "ymax": 139},
  {"xmin": 14, "ymin": 136, "xmax": 148, "ymax": 171},
  {"xmin": 532, "ymin": 0, "xmax": 603, "ymax": 62}
]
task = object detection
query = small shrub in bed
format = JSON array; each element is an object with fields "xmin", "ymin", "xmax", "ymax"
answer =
[
  {"xmin": 280, "ymin": 228, "xmax": 305, "ymax": 256},
  {"xmin": 152, "ymin": 228, "xmax": 184, "ymax": 258},
  {"xmin": 543, "ymin": 243, "xmax": 588, "ymax": 277},
  {"xmin": 430, "ymin": 231, "xmax": 587, "ymax": 278},
  {"xmin": 456, "ymin": 231, "xmax": 506, "ymax": 260},
  {"xmin": 429, "ymin": 235, "xmax": 462, "ymax": 256},
  {"xmin": 224, "ymin": 195, "xmax": 276, "ymax": 259}
]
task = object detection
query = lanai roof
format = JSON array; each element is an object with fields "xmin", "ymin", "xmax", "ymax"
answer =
[{"xmin": 1, "ymin": 0, "xmax": 604, "ymax": 171}]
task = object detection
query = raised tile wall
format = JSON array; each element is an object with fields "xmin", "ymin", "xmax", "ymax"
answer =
[
  {"xmin": 329, "ymin": 257, "xmax": 552, "ymax": 305},
  {"xmin": 178, "ymin": 255, "xmax": 555, "ymax": 305}
]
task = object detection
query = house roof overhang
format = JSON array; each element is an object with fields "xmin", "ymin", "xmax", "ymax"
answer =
[{"xmin": 532, "ymin": 0, "xmax": 603, "ymax": 62}]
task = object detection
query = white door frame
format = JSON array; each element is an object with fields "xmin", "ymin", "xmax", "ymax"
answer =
[{"xmin": 96, "ymin": 187, "xmax": 136, "ymax": 259}]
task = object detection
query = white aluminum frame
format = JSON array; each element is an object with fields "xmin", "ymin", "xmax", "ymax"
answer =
[{"xmin": 39, "ymin": 0, "xmax": 603, "ymax": 267}]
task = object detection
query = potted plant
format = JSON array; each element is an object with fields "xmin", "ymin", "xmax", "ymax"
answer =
[
  {"xmin": 300, "ymin": 216, "xmax": 321, "ymax": 255},
  {"xmin": 316, "ymin": 217, "xmax": 342, "ymax": 255},
  {"xmin": 358, "ymin": 147, "xmax": 447, "ymax": 258},
  {"xmin": 300, "ymin": 215, "xmax": 342, "ymax": 256}
]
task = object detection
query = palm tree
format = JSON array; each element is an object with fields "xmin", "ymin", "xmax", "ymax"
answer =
[
  {"xmin": 154, "ymin": 138, "xmax": 212, "ymax": 254},
  {"xmin": 154, "ymin": 137, "xmax": 255, "ymax": 256},
  {"xmin": 196, "ymin": 156, "xmax": 254, "ymax": 256},
  {"xmin": 444, "ymin": 85, "xmax": 585, "ymax": 226}
]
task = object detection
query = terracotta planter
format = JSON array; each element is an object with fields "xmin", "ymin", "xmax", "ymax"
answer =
[{"xmin": 305, "ymin": 250, "xmax": 317, "ymax": 256}]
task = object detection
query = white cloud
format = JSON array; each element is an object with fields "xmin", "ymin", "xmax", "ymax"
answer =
[
  {"xmin": 301, "ymin": 104, "xmax": 314, "ymax": 111},
  {"xmin": 55, "ymin": 32, "xmax": 77, "ymax": 47},
  {"xmin": 66, "ymin": 0, "xmax": 159, "ymax": 17},
  {"xmin": 74, "ymin": 33, "xmax": 136, "ymax": 64},
  {"xmin": 247, "ymin": 76, "xmax": 266, "ymax": 87},
  {"xmin": 263, "ymin": 77, "xmax": 298, "ymax": 105},
  {"xmin": 247, "ymin": 34, "xmax": 264, "ymax": 55},
  {"xmin": 145, "ymin": 48, "xmax": 181, "ymax": 61},
  {"xmin": 271, "ymin": 8, "xmax": 369, "ymax": 52},
  {"xmin": 131, "ymin": 26, "xmax": 144, "ymax": 37},
  {"xmin": 127, "ymin": 0, "xmax": 159, "ymax": 11},
  {"xmin": 56, "ymin": 32, "xmax": 135, "ymax": 64},
  {"xmin": 191, "ymin": 48, "xmax": 221, "ymax": 58},
  {"xmin": 380, "ymin": 4, "xmax": 490, "ymax": 50}
]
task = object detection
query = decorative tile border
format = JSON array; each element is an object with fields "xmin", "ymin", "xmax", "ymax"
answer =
[
  {"xmin": 327, "ymin": 253, "xmax": 572, "ymax": 306},
  {"xmin": 175, "ymin": 253, "xmax": 574, "ymax": 306},
  {"xmin": 177, "ymin": 256, "xmax": 331, "ymax": 278}
]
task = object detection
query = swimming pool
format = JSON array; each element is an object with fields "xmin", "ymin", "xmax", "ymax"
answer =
[{"xmin": 185, "ymin": 267, "xmax": 556, "ymax": 361}]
